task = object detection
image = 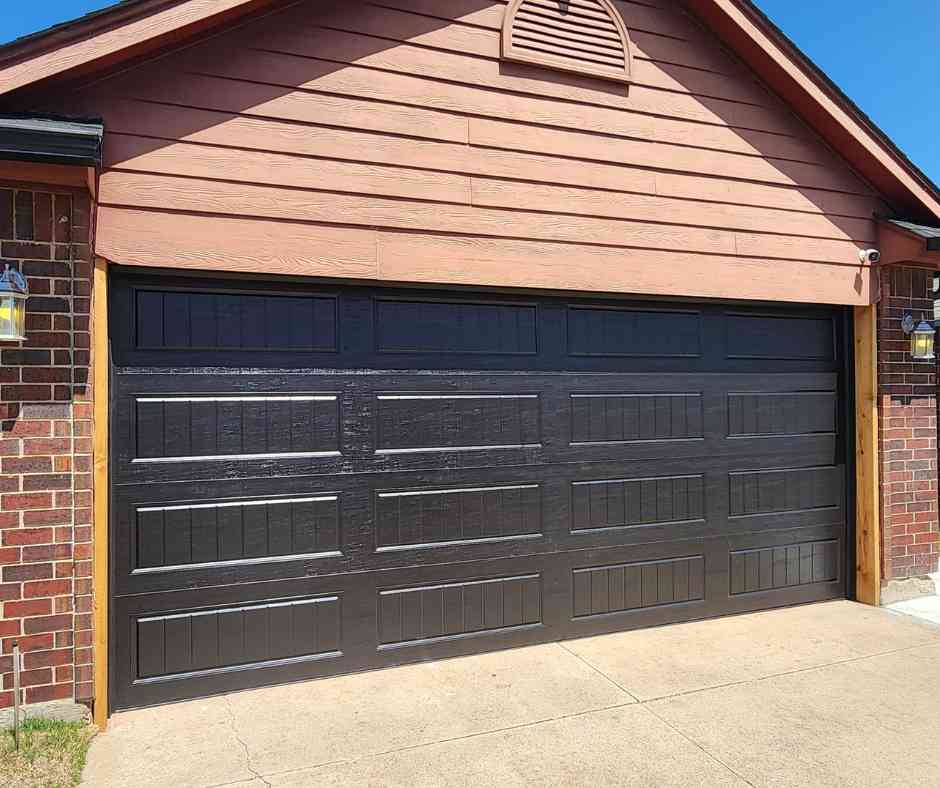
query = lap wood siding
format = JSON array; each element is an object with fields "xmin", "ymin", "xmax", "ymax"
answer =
[
  {"xmin": 32, "ymin": 0, "xmax": 883, "ymax": 304},
  {"xmin": 109, "ymin": 273, "xmax": 848, "ymax": 709}
]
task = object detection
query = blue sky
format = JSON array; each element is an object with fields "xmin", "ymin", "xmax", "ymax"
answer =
[{"xmin": 1, "ymin": 0, "xmax": 938, "ymax": 184}]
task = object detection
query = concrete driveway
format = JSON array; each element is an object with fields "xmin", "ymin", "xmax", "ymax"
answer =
[{"xmin": 81, "ymin": 601, "xmax": 940, "ymax": 788}]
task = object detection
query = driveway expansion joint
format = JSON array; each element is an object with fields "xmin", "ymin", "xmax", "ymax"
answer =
[
  {"xmin": 639, "ymin": 637, "xmax": 940, "ymax": 705},
  {"xmin": 556, "ymin": 641, "xmax": 640, "ymax": 702},
  {"xmin": 640, "ymin": 703, "xmax": 758, "ymax": 788}
]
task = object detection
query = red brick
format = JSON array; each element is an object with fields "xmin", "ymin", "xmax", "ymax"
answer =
[
  {"xmin": 2, "ymin": 563, "xmax": 52, "ymax": 582},
  {"xmin": 1, "ymin": 384, "xmax": 51, "ymax": 400},
  {"xmin": 22, "ymin": 438, "xmax": 70, "ymax": 455},
  {"xmin": 23, "ymin": 647, "xmax": 71, "ymax": 669},
  {"xmin": 0, "ymin": 547, "xmax": 20, "ymax": 564},
  {"xmin": 23, "ymin": 578, "xmax": 70, "ymax": 598},
  {"xmin": 2, "ymin": 527, "xmax": 53, "ymax": 546},
  {"xmin": 3, "ymin": 598, "xmax": 50, "ymax": 617},
  {"xmin": 3, "ymin": 633, "xmax": 54, "ymax": 653},
  {"xmin": 21, "ymin": 367, "xmax": 71, "ymax": 383},
  {"xmin": 3, "ymin": 668, "xmax": 52, "ymax": 689},
  {"xmin": 23, "ymin": 613, "xmax": 71, "ymax": 634},
  {"xmin": 22, "ymin": 473, "xmax": 72, "ymax": 491},
  {"xmin": 25, "ymin": 682, "xmax": 72, "ymax": 704},
  {"xmin": 0, "ymin": 583, "xmax": 20, "ymax": 601},
  {"xmin": 1, "ymin": 456, "xmax": 52, "ymax": 474},
  {"xmin": 22, "ymin": 543, "xmax": 71, "ymax": 562},
  {"xmin": 23, "ymin": 508, "xmax": 71, "ymax": 525},
  {"xmin": 1, "ymin": 493, "xmax": 53, "ymax": 510}
]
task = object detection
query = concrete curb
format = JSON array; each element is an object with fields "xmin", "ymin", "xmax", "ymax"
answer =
[{"xmin": 0, "ymin": 699, "xmax": 90, "ymax": 728}]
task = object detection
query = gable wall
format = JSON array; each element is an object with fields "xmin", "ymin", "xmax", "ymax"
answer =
[{"xmin": 40, "ymin": 0, "xmax": 890, "ymax": 304}]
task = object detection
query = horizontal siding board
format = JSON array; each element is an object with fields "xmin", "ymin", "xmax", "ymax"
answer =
[
  {"xmin": 470, "ymin": 118, "xmax": 872, "ymax": 196},
  {"xmin": 94, "ymin": 207, "xmax": 378, "ymax": 277},
  {"xmin": 106, "ymin": 134, "xmax": 473, "ymax": 205},
  {"xmin": 168, "ymin": 30, "xmax": 830, "ymax": 162},
  {"xmin": 100, "ymin": 171, "xmax": 865, "ymax": 264},
  {"xmin": 97, "ymin": 209, "xmax": 870, "ymax": 305},
  {"xmin": 470, "ymin": 179, "xmax": 875, "ymax": 243},
  {"xmin": 93, "ymin": 98, "xmax": 883, "ymax": 220},
  {"xmin": 373, "ymin": 231, "xmax": 870, "ymax": 305},
  {"xmin": 96, "ymin": 70, "xmax": 470, "ymax": 144}
]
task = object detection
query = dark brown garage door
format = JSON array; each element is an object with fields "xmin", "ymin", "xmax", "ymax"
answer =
[{"xmin": 109, "ymin": 270, "xmax": 851, "ymax": 710}]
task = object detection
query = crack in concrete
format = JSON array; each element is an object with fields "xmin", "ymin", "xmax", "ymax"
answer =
[
  {"xmin": 231, "ymin": 699, "xmax": 639, "ymax": 784},
  {"xmin": 223, "ymin": 696, "xmax": 272, "ymax": 788}
]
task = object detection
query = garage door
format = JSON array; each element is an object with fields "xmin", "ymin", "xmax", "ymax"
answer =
[{"xmin": 109, "ymin": 271, "xmax": 850, "ymax": 709}]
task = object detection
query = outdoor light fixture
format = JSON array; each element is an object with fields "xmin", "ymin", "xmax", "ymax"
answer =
[
  {"xmin": 0, "ymin": 266, "xmax": 28, "ymax": 342},
  {"xmin": 933, "ymin": 272, "xmax": 940, "ymax": 329},
  {"xmin": 901, "ymin": 310, "xmax": 936, "ymax": 362}
]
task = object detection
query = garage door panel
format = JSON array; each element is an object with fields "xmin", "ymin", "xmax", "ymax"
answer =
[
  {"xmin": 723, "ymin": 312, "xmax": 836, "ymax": 361},
  {"xmin": 113, "ymin": 454, "xmax": 841, "ymax": 597},
  {"xmin": 127, "ymin": 494, "xmax": 344, "ymax": 569},
  {"xmin": 728, "ymin": 465, "xmax": 843, "ymax": 517},
  {"xmin": 110, "ymin": 275, "xmax": 848, "ymax": 709}
]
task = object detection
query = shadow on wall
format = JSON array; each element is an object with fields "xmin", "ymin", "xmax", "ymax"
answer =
[{"xmin": 9, "ymin": 0, "xmax": 888, "ymax": 291}]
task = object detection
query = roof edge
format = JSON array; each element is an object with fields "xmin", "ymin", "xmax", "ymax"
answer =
[
  {"xmin": 0, "ymin": 114, "xmax": 104, "ymax": 167},
  {"xmin": 0, "ymin": 0, "xmax": 286, "ymax": 98},
  {"xmin": 681, "ymin": 0, "xmax": 940, "ymax": 222}
]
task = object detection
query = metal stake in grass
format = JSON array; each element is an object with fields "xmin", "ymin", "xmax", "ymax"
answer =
[{"xmin": 11, "ymin": 640, "xmax": 20, "ymax": 751}]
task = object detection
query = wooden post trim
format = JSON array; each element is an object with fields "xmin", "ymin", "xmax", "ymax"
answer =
[
  {"xmin": 854, "ymin": 304, "xmax": 881, "ymax": 605},
  {"xmin": 92, "ymin": 257, "xmax": 110, "ymax": 728}
]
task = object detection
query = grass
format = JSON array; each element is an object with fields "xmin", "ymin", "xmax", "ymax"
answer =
[{"xmin": 0, "ymin": 718, "xmax": 94, "ymax": 788}]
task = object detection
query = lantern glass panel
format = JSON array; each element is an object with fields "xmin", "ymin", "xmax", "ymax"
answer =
[
  {"xmin": 0, "ymin": 294, "xmax": 26, "ymax": 341},
  {"xmin": 911, "ymin": 325, "xmax": 935, "ymax": 361}
]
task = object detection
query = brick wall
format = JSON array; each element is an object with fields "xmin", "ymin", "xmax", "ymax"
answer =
[
  {"xmin": 0, "ymin": 183, "xmax": 94, "ymax": 709},
  {"xmin": 877, "ymin": 265, "xmax": 940, "ymax": 581}
]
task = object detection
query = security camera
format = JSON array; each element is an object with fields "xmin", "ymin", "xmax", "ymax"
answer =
[{"xmin": 859, "ymin": 249, "xmax": 881, "ymax": 265}]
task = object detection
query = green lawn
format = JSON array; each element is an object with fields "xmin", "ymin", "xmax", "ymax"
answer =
[{"xmin": 0, "ymin": 719, "xmax": 94, "ymax": 788}]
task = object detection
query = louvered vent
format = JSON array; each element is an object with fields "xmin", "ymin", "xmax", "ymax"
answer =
[{"xmin": 502, "ymin": 0, "xmax": 633, "ymax": 84}]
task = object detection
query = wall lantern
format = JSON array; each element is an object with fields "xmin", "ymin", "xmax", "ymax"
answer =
[
  {"xmin": 0, "ymin": 266, "xmax": 28, "ymax": 341},
  {"xmin": 933, "ymin": 272, "xmax": 940, "ymax": 329},
  {"xmin": 901, "ymin": 310, "xmax": 936, "ymax": 362}
]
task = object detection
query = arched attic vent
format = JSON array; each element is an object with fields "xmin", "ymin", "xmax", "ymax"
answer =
[{"xmin": 501, "ymin": 0, "xmax": 633, "ymax": 85}]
